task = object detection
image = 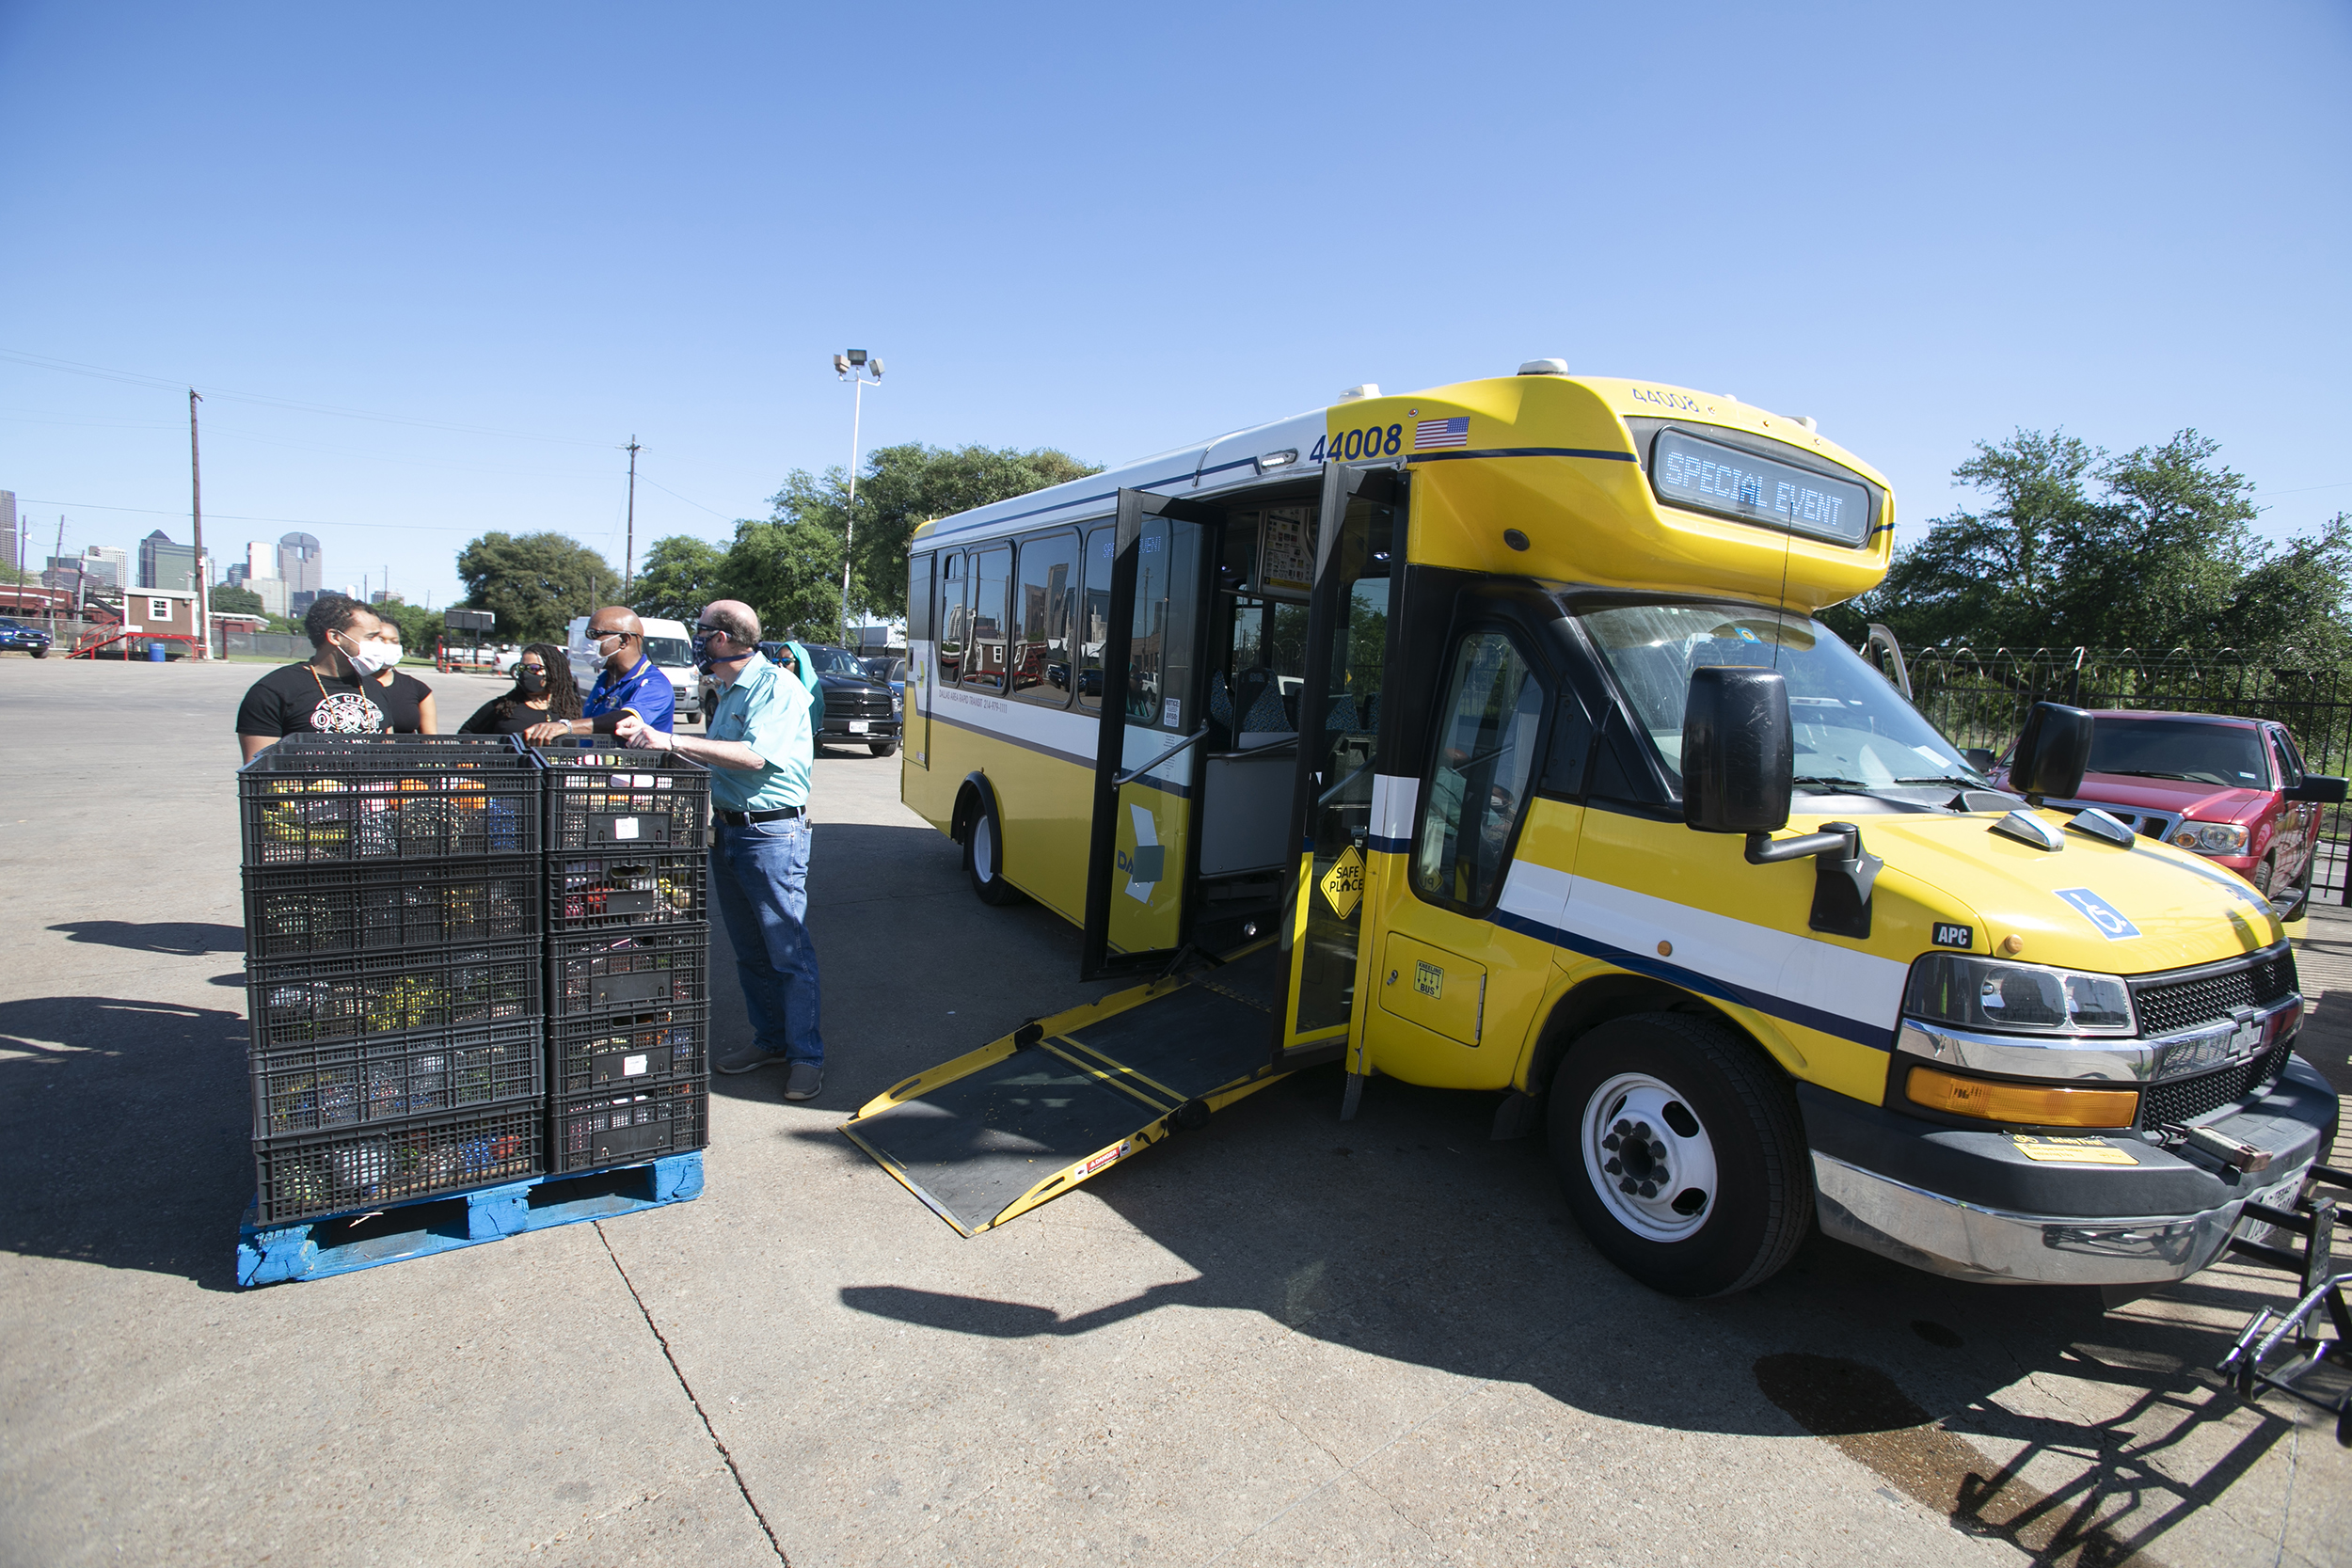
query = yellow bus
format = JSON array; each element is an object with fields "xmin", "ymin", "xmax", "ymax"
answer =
[{"xmin": 849, "ymin": 363, "xmax": 2340, "ymax": 1298}]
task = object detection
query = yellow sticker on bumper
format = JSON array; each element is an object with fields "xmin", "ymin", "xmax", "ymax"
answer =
[{"xmin": 2011, "ymin": 1135, "xmax": 2139, "ymax": 1165}]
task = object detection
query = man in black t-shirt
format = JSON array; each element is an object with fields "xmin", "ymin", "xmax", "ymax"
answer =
[{"xmin": 235, "ymin": 594, "xmax": 396, "ymax": 761}]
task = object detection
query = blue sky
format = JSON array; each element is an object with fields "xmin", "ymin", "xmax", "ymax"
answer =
[{"xmin": 3, "ymin": 2, "xmax": 2347, "ymax": 613}]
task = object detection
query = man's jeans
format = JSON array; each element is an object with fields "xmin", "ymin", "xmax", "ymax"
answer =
[{"xmin": 711, "ymin": 816, "xmax": 824, "ymax": 1065}]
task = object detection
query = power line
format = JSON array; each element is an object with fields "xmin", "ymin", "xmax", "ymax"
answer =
[
  {"xmin": 11, "ymin": 496, "xmax": 475, "ymax": 532},
  {"xmin": 0, "ymin": 346, "xmax": 612, "ymax": 448}
]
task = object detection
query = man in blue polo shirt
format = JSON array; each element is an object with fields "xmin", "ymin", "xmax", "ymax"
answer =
[
  {"xmin": 530, "ymin": 606, "xmax": 675, "ymax": 743},
  {"xmin": 615, "ymin": 598, "xmax": 823, "ymax": 1100}
]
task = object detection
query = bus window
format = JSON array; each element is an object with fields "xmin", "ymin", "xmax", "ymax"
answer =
[
  {"xmin": 1127, "ymin": 516, "xmax": 1200, "ymax": 732},
  {"xmin": 937, "ymin": 551, "xmax": 967, "ymax": 685},
  {"xmin": 965, "ymin": 546, "xmax": 1011, "ymax": 690},
  {"xmin": 907, "ymin": 552, "xmax": 935, "ymax": 643},
  {"xmin": 1078, "ymin": 524, "xmax": 1113, "ymax": 710},
  {"xmin": 1011, "ymin": 530, "xmax": 1078, "ymax": 707},
  {"xmin": 1414, "ymin": 630, "xmax": 1545, "ymax": 911}
]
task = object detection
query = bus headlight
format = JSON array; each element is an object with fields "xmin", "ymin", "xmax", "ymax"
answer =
[
  {"xmin": 1905, "ymin": 953, "xmax": 2136, "ymax": 1037},
  {"xmin": 1904, "ymin": 1065, "xmax": 2138, "ymax": 1127},
  {"xmin": 2171, "ymin": 821, "xmax": 2249, "ymax": 855}
]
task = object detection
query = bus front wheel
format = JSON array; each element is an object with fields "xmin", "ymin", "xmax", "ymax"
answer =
[
  {"xmin": 964, "ymin": 800, "xmax": 1023, "ymax": 907},
  {"xmin": 1548, "ymin": 1011, "xmax": 1810, "ymax": 1298}
]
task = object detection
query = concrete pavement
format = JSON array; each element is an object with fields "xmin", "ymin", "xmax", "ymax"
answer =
[{"xmin": 1, "ymin": 654, "xmax": 2345, "ymax": 1567}]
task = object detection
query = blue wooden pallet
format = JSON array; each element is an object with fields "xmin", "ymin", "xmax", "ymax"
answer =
[{"xmin": 236, "ymin": 1150, "xmax": 704, "ymax": 1286}]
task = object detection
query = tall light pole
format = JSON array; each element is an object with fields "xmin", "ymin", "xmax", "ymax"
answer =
[
  {"xmin": 190, "ymin": 388, "xmax": 209, "ymax": 658},
  {"xmin": 833, "ymin": 350, "xmax": 883, "ymax": 649}
]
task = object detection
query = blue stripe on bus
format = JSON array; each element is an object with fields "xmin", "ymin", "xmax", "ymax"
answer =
[
  {"xmin": 1367, "ymin": 834, "xmax": 1410, "ymax": 854},
  {"xmin": 1406, "ymin": 446, "xmax": 1637, "ymax": 464},
  {"xmin": 1487, "ymin": 906, "xmax": 1896, "ymax": 1053}
]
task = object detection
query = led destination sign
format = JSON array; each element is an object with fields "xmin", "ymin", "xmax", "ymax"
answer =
[{"xmin": 1649, "ymin": 429, "xmax": 1871, "ymax": 547}]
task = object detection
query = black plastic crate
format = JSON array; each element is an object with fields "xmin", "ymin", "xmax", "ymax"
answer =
[
  {"xmin": 252, "ymin": 1019, "xmax": 543, "ymax": 1137},
  {"xmin": 246, "ymin": 939, "xmax": 543, "ymax": 1052},
  {"xmin": 551, "ymin": 1080, "xmax": 707, "ymax": 1173},
  {"xmin": 551, "ymin": 1006, "xmax": 707, "ymax": 1095},
  {"xmin": 543, "ymin": 750, "xmax": 710, "ymax": 855},
  {"xmin": 241, "ymin": 736, "xmax": 541, "ymax": 866},
  {"xmin": 244, "ymin": 858, "xmax": 540, "ymax": 960},
  {"xmin": 548, "ymin": 849, "xmax": 707, "ymax": 933},
  {"xmin": 549, "ymin": 925, "xmax": 708, "ymax": 1019},
  {"xmin": 253, "ymin": 1101, "xmax": 546, "ymax": 1227}
]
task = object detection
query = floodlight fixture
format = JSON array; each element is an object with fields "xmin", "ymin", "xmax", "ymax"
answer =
[
  {"xmin": 833, "ymin": 353, "xmax": 850, "ymax": 374},
  {"xmin": 847, "ymin": 348, "xmax": 868, "ymax": 366}
]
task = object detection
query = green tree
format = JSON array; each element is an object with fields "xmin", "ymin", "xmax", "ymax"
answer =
[
  {"xmin": 769, "ymin": 442, "xmax": 1100, "ymax": 625},
  {"xmin": 211, "ymin": 583, "xmax": 265, "ymax": 614},
  {"xmin": 630, "ymin": 535, "xmax": 730, "ymax": 623},
  {"xmin": 721, "ymin": 518, "xmax": 847, "ymax": 643},
  {"xmin": 1838, "ymin": 430, "xmax": 2351, "ymax": 657},
  {"xmin": 453, "ymin": 531, "xmax": 615, "ymax": 644},
  {"xmin": 372, "ymin": 599, "xmax": 446, "ymax": 656}
]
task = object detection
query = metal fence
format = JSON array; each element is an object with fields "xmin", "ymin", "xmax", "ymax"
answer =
[
  {"xmin": 219, "ymin": 628, "xmax": 310, "ymax": 659},
  {"xmin": 1908, "ymin": 647, "xmax": 2352, "ymax": 905}
]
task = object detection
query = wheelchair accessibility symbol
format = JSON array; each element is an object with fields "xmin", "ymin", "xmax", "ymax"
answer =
[{"xmin": 2054, "ymin": 887, "xmax": 2140, "ymax": 942}]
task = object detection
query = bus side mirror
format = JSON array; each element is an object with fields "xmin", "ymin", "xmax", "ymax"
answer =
[
  {"xmin": 1683, "ymin": 666, "xmax": 1792, "ymax": 835},
  {"xmin": 2008, "ymin": 703, "xmax": 2093, "ymax": 804},
  {"xmin": 2289, "ymin": 774, "xmax": 2349, "ymax": 804}
]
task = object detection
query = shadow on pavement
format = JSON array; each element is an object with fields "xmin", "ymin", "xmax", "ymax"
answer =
[
  {"xmin": 825, "ymin": 1055, "xmax": 2306, "ymax": 1557},
  {"xmin": 0, "ymin": 993, "xmax": 252, "ymax": 1291},
  {"xmin": 48, "ymin": 919, "xmax": 246, "ymax": 957}
]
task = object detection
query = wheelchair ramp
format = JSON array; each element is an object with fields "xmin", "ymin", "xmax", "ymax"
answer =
[{"xmin": 841, "ymin": 943, "xmax": 1288, "ymax": 1235}]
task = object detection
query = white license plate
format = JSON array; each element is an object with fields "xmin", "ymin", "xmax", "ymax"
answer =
[{"xmin": 848, "ymin": 721, "xmax": 867, "ymax": 734}]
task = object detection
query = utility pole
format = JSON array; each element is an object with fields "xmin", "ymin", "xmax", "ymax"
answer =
[
  {"xmin": 623, "ymin": 436, "xmax": 640, "ymax": 603},
  {"xmin": 189, "ymin": 388, "xmax": 209, "ymax": 659},
  {"xmin": 51, "ymin": 514, "xmax": 64, "ymax": 637}
]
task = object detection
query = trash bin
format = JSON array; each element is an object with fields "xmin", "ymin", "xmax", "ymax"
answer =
[{"xmin": 147, "ymin": 641, "xmax": 167, "ymax": 663}]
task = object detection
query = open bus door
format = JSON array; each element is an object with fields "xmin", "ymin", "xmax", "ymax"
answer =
[
  {"xmin": 1079, "ymin": 488, "xmax": 1217, "ymax": 979},
  {"xmin": 1272, "ymin": 462, "xmax": 1406, "ymax": 1084}
]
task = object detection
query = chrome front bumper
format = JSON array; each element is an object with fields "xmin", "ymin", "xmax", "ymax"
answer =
[{"xmin": 1813, "ymin": 1149, "xmax": 2313, "ymax": 1287}]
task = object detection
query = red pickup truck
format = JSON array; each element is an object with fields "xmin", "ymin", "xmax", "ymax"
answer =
[{"xmin": 1993, "ymin": 710, "xmax": 2346, "ymax": 919}]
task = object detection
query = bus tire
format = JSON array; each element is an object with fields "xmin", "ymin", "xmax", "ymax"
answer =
[
  {"xmin": 1547, "ymin": 1011, "xmax": 1810, "ymax": 1298},
  {"xmin": 964, "ymin": 794, "xmax": 1023, "ymax": 907}
]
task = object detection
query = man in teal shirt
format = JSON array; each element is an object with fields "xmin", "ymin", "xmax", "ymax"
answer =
[{"xmin": 615, "ymin": 599, "xmax": 824, "ymax": 1100}]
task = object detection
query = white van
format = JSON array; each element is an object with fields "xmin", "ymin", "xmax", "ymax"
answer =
[{"xmin": 564, "ymin": 614, "xmax": 700, "ymax": 723}]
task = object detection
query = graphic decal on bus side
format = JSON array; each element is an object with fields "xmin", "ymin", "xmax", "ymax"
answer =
[{"xmin": 1120, "ymin": 803, "xmax": 1164, "ymax": 902}]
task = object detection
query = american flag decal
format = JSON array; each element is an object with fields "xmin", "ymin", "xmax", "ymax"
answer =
[{"xmin": 1413, "ymin": 416, "xmax": 1470, "ymax": 450}]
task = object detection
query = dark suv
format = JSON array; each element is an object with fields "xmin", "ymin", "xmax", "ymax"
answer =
[
  {"xmin": 1997, "ymin": 710, "xmax": 2346, "ymax": 919},
  {"xmin": 707, "ymin": 641, "xmax": 901, "ymax": 757},
  {"xmin": 0, "ymin": 617, "xmax": 54, "ymax": 657}
]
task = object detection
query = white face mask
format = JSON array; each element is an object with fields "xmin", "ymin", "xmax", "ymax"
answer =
[{"xmin": 338, "ymin": 633, "xmax": 396, "ymax": 677}]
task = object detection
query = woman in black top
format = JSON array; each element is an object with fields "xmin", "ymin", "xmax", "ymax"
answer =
[
  {"xmin": 367, "ymin": 623, "xmax": 438, "ymax": 734},
  {"xmin": 459, "ymin": 642, "xmax": 581, "ymax": 735}
]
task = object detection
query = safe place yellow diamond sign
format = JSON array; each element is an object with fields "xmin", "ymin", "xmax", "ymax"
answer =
[{"xmin": 1319, "ymin": 845, "xmax": 1365, "ymax": 920}]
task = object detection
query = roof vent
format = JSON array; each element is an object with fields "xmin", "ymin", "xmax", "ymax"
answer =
[
  {"xmin": 1518, "ymin": 358, "xmax": 1568, "ymax": 376},
  {"xmin": 1337, "ymin": 384, "xmax": 1379, "ymax": 402},
  {"xmin": 1795, "ymin": 416, "xmax": 1819, "ymax": 433}
]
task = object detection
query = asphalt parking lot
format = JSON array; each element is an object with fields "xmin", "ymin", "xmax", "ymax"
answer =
[{"xmin": 1, "ymin": 655, "xmax": 2346, "ymax": 1567}]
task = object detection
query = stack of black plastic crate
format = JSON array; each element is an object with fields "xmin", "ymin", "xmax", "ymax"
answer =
[
  {"xmin": 542, "ymin": 747, "xmax": 712, "ymax": 1173},
  {"xmin": 239, "ymin": 735, "xmax": 547, "ymax": 1227}
]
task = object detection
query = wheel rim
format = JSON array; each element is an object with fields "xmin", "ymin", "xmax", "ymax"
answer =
[
  {"xmin": 1580, "ymin": 1071, "xmax": 1720, "ymax": 1243},
  {"xmin": 974, "ymin": 816, "xmax": 994, "ymax": 883}
]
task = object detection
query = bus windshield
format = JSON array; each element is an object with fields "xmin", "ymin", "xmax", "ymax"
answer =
[{"xmin": 1578, "ymin": 602, "xmax": 1986, "ymax": 795}]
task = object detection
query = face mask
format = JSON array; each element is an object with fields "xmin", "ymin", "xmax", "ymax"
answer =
[
  {"xmin": 518, "ymin": 667, "xmax": 548, "ymax": 694},
  {"xmin": 337, "ymin": 633, "xmax": 392, "ymax": 677},
  {"xmin": 378, "ymin": 643, "xmax": 405, "ymax": 668},
  {"xmin": 596, "ymin": 632, "xmax": 628, "ymax": 662}
]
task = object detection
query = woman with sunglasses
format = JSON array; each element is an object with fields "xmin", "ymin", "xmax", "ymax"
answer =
[{"xmin": 458, "ymin": 641, "xmax": 582, "ymax": 735}]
